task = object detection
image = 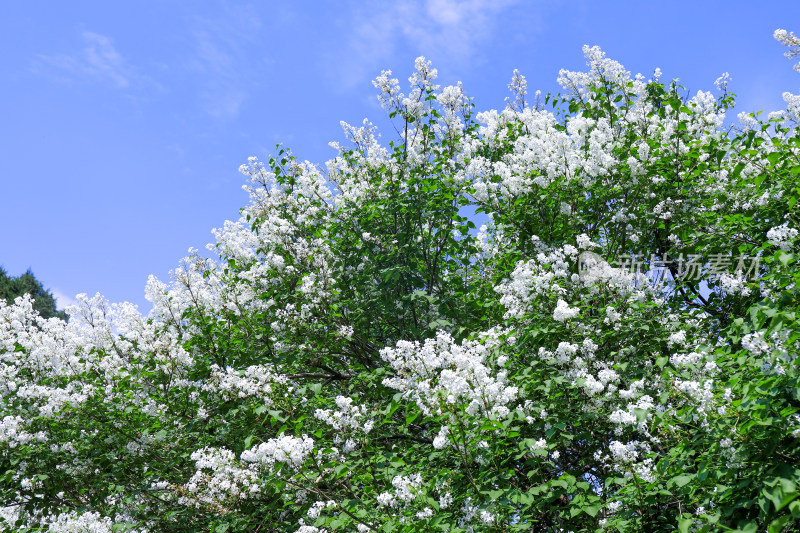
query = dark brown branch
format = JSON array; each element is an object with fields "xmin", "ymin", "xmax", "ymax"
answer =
[
  {"xmin": 378, "ymin": 434, "xmax": 433, "ymax": 445},
  {"xmin": 286, "ymin": 372, "xmax": 354, "ymax": 380}
]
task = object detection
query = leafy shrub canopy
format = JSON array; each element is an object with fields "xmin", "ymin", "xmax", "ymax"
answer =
[{"xmin": 1, "ymin": 40, "xmax": 800, "ymax": 532}]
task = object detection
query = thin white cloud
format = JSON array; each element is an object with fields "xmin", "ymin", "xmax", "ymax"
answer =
[
  {"xmin": 407, "ymin": 0, "xmax": 520, "ymax": 59},
  {"xmin": 51, "ymin": 289, "xmax": 77, "ymax": 310},
  {"xmin": 35, "ymin": 31, "xmax": 136, "ymax": 88},
  {"xmin": 200, "ymin": 83, "xmax": 248, "ymax": 120},
  {"xmin": 330, "ymin": 0, "xmax": 523, "ymax": 90},
  {"xmin": 185, "ymin": 5, "xmax": 266, "ymax": 119}
]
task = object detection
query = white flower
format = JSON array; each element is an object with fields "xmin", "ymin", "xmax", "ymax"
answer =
[
  {"xmin": 439, "ymin": 492, "xmax": 454, "ymax": 509},
  {"xmin": 530, "ymin": 438, "xmax": 547, "ymax": 452},
  {"xmin": 767, "ymin": 223, "xmax": 797, "ymax": 251},
  {"xmin": 553, "ymin": 299, "xmax": 579, "ymax": 322},
  {"xmin": 433, "ymin": 426, "xmax": 450, "ymax": 449},
  {"xmin": 416, "ymin": 507, "xmax": 434, "ymax": 519},
  {"xmin": 609, "ymin": 410, "xmax": 637, "ymax": 425},
  {"xmin": 714, "ymin": 72, "xmax": 730, "ymax": 91},
  {"xmin": 240, "ymin": 433, "xmax": 314, "ymax": 470},
  {"xmin": 576, "ymin": 233, "xmax": 597, "ymax": 249},
  {"xmin": 742, "ymin": 331, "xmax": 769, "ymax": 356},
  {"xmin": 667, "ymin": 330, "xmax": 687, "ymax": 347},
  {"xmin": 46, "ymin": 511, "xmax": 116, "ymax": 532},
  {"xmin": 379, "ymin": 330, "xmax": 518, "ymax": 418},
  {"xmin": 377, "ymin": 492, "xmax": 396, "ymax": 508}
]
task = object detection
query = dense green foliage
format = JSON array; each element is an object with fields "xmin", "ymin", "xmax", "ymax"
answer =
[{"xmin": 1, "ymin": 45, "xmax": 800, "ymax": 533}]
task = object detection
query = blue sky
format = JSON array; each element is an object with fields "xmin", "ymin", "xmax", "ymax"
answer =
[{"xmin": 2, "ymin": 1, "xmax": 799, "ymax": 312}]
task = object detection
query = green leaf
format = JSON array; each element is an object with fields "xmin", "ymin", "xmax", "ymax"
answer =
[
  {"xmin": 670, "ymin": 475, "xmax": 693, "ymax": 488},
  {"xmin": 737, "ymin": 520, "xmax": 759, "ymax": 533},
  {"xmin": 584, "ymin": 503, "xmax": 601, "ymax": 517},
  {"xmin": 768, "ymin": 515, "xmax": 792, "ymax": 533},
  {"xmin": 480, "ymin": 420, "xmax": 503, "ymax": 431},
  {"xmin": 678, "ymin": 518, "xmax": 693, "ymax": 533}
]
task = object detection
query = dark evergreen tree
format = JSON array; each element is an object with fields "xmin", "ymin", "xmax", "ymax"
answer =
[{"xmin": 0, "ymin": 267, "xmax": 67, "ymax": 320}]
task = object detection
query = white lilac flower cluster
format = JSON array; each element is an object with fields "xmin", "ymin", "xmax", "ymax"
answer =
[
  {"xmin": 496, "ymin": 239, "xmax": 654, "ymax": 326},
  {"xmin": 741, "ymin": 331, "xmax": 769, "ymax": 356},
  {"xmin": 790, "ymin": 415, "xmax": 800, "ymax": 439},
  {"xmin": 42, "ymin": 509, "xmax": 145, "ymax": 533},
  {"xmin": 306, "ymin": 499, "xmax": 337, "ymax": 520},
  {"xmin": 202, "ymin": 363, "xmax": 286, "ymax": 400},
  {"xmin": 0, "ymin": 415, "xmax": 44, "ymax": 449},
  {"xmin": 183, "ymin": 447, "xmax": 262, "ymax": 508},
  {"xmin": 293, "ymin": 520, "xmax": 329, "ymax": 533},
  {"xmin": 432, "ymin": 425, "xmax": 450, "ymax": 449},
  {"xmin": 553, "ymin": 299, "xmax": 580, "ymax": 322},
  {"xmin": 673, "ymin": 379, "xmax": 715, "ymax": 418},
  {"xmin": 0, "ymin": 292, "xmax": 192, "ymax": 451},
  {"xmin": 784, "ymin": 91, "xmax": 800, "ymax": 122},
  {"xmin": 46, "ymin": 511, "xmax": 114, "ymax": 532},
  {"xmin": 774, "ymin": 29, "xmax": 800, "ymax": 72},
  {"xmin": 495, "ymin": 243, "xmax": 575, "ymax": 320},
  {"xmin": 495, "ymin": 236, "xmax": 675, "ymax": 432},
  {"xmin": 718, "ymin": 271, "xmax": 752, "ymax": 297},
  {"xmin": 380, "ymin": 329, "xmax": 518, "ymax": 419},
  {"xmin": 218, "ymin": 155, "xmax": 338, "ymax": 323},
  {"xmin": 314, "ymin": 396, "xmax": 374, "ymax": 434},
  {"xmin": 177, "ymin": 434, "xmax": 315, "ymax": 510},
  {"xmin": 376, "ymin": 474, "xmax": 424, "ymax": 509},
  {"xmin": 463, "ymin": 44, "xmax": 726, "ymax": 211},
  {"xmin": 240, "ymin": 433, "xmax": 315, "ymax": 470},
  {"xmin": 766, "ymin": 223, "xmax": 798, "ymax": 251},
  {"xmin": 457, "ymin": 496, "xmax": 497, "ymax": 530},
  {"xmin": 595, "ymin": 440, "xmax": 656, "ymax": 483},
  {"xmin": 740, "ymin": 328, "xmax": 794, "ymax": 376},
  {"xmin": 314, "ymin": 395, "xmax": 374, "ymax": 453}
]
